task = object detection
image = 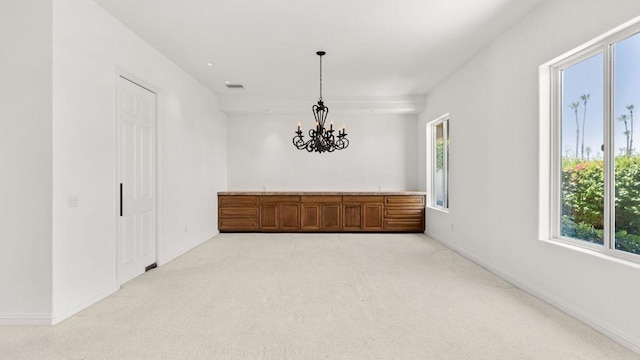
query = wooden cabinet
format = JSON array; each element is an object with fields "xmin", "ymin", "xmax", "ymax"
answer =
[
  {"xmin": 301, "ymin": 196, "xmax": 342, "ymax": 231},
  {"xmin": 280, "ymin": 203, "xmax": 300, "ymax": 230},
  {"xmin": 259, "ymin": 203, "xmax": 278, "ymax": 229},
  {"xmin": 343, "ymin": 196, "xmax": 384, "ymax": 231},
  {"xmin": 218, "ymin": 195, "xmax": 259, "ymax": 231},
  {"xmin": 301, "ymin": 203, "xmax": 321, "ymax": 230},
  {"xmin": 384, "ymin": 195, "xmax": 425, "ymax": 232},
  {"xmin": 259, "ymin": 196, "xmax": 300, "ymax": 231},
  {"xmin": 320, "ymin": 203, "xmax": 342, "ymax": 231},
  {"xmin": 342, "ymin": 203, "xmax": 362, "ymax": 230},
  {"xmin": 218, "ymin": 193, "xmax": 425, "ymax": 233}
]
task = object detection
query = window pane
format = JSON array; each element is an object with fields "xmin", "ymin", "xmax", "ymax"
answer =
[
  {"xmin": 614, "ymin": 32, "xmax": 640, "ymax": 255},
  {"xmin": 560, "ymin": 53, "xmax": 604, "ymax": 245},
  {"xmin": 445, "ymin": 121, "xmax": 449, "ymax": 207},
  {"xmin": 434, "ymin": 122, "xmax": 445, "ymax": 207}
]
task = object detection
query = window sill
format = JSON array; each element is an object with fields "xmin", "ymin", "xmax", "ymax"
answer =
[
  {"xmin": 427, "ymin": 205, "xmax": 449, "ymax": 214},
  {"xmin": 539, "ymin": 237, "xmax": 640, "ymax": 269}
]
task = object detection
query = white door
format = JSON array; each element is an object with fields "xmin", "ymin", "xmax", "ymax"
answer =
[{"xmin": 117, "ymin": 76, "xmax": 156, "ymax": 285}]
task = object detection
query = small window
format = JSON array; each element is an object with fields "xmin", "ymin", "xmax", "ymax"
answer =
[
  {"xmin": 427, "ymin": 115, "xmax": 449, "ymax": 211},
  {"xmin": 546, "ymin": 22, "xmax": 640, "ymax": 262}
]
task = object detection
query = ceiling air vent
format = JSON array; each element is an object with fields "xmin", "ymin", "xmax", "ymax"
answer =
[{"xmin": 225, "ymin": 83, "xmax": 245, "ymax": 90}]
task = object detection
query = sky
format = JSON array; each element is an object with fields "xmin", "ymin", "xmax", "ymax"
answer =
[{"xmin": 561, "ymin": 31, "xmax": 640, "ymax": 159}]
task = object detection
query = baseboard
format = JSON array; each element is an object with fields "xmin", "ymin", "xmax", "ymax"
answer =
[
  {"xmin": 425, "ymin": 232, "xmax": 640, "ymax": 356},
  {"xmin": 0, "ymin": 313, "xmax": 52, "ymax": 325},
  {"xmin": 51, "ymin": 286, "xmax": 119, "ymax": 325}
]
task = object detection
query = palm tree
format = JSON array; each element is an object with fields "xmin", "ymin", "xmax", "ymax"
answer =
[
  {"xmin": 580, "ymin": 94, "xmax": 590, "ymax": 159},
  {"xmin": 570, "ymin": 102, "xmax": 580, "ymax": 159},
  {"xmin": 564, "ymin": 147, "xmax": 573, "ymax": 158},
  {"xmin": 627, "ymin": 104, "xmax": 634, "ymax": 154},
  {"xmin": 586, "ymin": 146, "xmax": 592, "ymax": 161},
  {"xmin": 619, "ymin": 114, "xmax": 630, "ymax": 155}
]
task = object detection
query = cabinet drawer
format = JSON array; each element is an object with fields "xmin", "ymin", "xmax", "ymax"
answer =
[
  {"xmin": 385, "ymin": 195, "xmax": 425, "ymax": 207},
  {"xmin": 384, "ymin": 219, "xmax": 424, "ymax": 231},
  {"xmin": 219, "ymin": 207, "xmax": 258, "ymax": 218},
  {"xmin": 301, "ymin": 195, "xmax": 342, "ymax": 203},
  {"xmin": 219, "ymin": 218, "xmax": 259, "ymax": 231},
  {"xmin": 343, "ymin": 195, "xmax": 383, "ymax": 203},
  {"xmin": 384, "ymin": 208, "xmax": 424, "ymax": 219},
  {"xmin": 259, "ymin": 195, "xmax": 300, "ymax": 203},
  {"xmin": 219, "ymin": 195, "xmax": 257, "ymax": 207}
]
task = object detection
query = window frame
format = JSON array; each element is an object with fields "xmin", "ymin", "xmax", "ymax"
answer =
[
  {"xmin": 427, "ymin": 114, "xmax": 449, "ymax": 213},
  {"xmin": 546, "ymin": 21, "xmax": 640, "ymax": 264}
]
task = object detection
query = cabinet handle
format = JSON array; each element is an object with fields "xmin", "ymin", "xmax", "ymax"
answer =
[{"xmin": 120, "ymin": 183, "xmax": 123, "ymax": 216}]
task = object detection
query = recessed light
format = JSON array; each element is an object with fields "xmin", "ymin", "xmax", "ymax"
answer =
[{"xmin": 206, "ymin": 62, "xmax": 214, "ymax": 67}]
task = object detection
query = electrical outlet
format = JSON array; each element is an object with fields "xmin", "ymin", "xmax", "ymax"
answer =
[
  {"xmin": 184, "ymin": 225, "xmax": 188, "ymax": 233},
  {"xmin": 450, "ymin": 224, "xmax": 454, "ymax": 232},
  {"xmin": 67, "ymin": 194, "xmax": 79, "ymax": 208}
]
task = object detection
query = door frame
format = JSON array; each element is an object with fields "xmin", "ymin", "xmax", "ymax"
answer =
[{"xmin": 114, "ymin": 69, "xmax": 162, "ymax": 286}]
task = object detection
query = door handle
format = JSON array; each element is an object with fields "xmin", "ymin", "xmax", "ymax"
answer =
[{"xmin": 120, "ymin": 183, "xmax": 123, "ymax": 216}]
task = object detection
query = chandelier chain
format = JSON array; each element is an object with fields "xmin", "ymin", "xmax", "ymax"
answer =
[{"xmin": 319, "ymin": 54, "xmax": 323, "ymax": 101}]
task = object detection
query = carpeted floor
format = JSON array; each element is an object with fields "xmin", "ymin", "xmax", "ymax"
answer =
[{"xmin": 1, "ymin": 233, "xmax": 638, "ymax": 359}]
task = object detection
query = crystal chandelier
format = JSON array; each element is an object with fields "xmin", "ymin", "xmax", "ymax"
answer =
[{"xmin": 293, "ymin": 51, "xmax": 349, "ymax": 153}]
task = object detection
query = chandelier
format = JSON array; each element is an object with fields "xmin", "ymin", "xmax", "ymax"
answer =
[{"xmin": 293, "ymin": 51, "xmax": 349, "ymax": 153}]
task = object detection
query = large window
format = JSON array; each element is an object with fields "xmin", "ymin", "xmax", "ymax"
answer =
[
  {"xmin": 549, "ymin": 25, "xmax": 640, "ymax": 261},
  {"xmin": 428, "ymin": 115, "xmax": 449, "ymax": 211}
]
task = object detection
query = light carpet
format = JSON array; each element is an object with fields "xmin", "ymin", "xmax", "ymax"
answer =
[{"xmin": 1, "ymin": 233, "xmax": 638, "ymax": 359}]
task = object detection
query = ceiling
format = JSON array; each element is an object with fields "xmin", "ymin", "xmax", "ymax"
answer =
[{"xmin": 93, "ymin": 0, "xmax": 546, "ymax": 113}]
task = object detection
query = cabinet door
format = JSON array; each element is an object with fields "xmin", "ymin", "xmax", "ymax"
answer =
[
  {"xmin": 301, "ymin": 203, "xmax": 321, "ymax": 230},
  {"xmin": 321, "ymin": 204, "xmax": 341, "ymax": 230},
  {"xmin": 343, "ymin": 203, "xmax": 362, "ymax": 230},
  {"xmin": 260, "ymin": 204, "xmax": 278, "ymax": 230},
  {"xmin": 363, "ymin": 203, "xmax": 383, "ymax": 230},
  {"xmin": 280, "ymin": 203, "xmax": 300, "ymax": 230}
]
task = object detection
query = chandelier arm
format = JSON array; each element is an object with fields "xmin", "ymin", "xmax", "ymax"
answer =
[
  {"xmin": 336, "ymin": 138, "xmax": 349, "ymax": 149},
  {"xmin": 305, "ymin": 138, "xmax": 314, "ymax": 152},
  {"xmin": 293, "ymin": 133, "xmax": 306, "ymax": 149},
  {"xmin": 323, "ymin": 107, "xmax": 329, "ymax": 126}
]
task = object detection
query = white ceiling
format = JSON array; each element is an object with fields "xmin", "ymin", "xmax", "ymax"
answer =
[{"xmin": 93, "ymin": 0, "xmax": 545, "ymax": 113}]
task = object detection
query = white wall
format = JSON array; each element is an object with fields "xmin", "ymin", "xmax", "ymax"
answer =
[
  {"xmin": 227, "ymin": 113, "xmax": 418, "ymax": 191},
  {"xmin": 0, "ymin": 0, "xmax": 53, "ymax": 324},
  {"xmin": 418, "ymin": 0, "xmax": 640, "ymax": 352},
  {"xmin": 51, "ymin": 0, "xmax": 227, "ymax": 322}
]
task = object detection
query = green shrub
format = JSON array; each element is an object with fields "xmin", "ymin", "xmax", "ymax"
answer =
[
  {"xmin": 560, "ymin": 216, "xmax": 640, "ymax": 254},
  {"xmin": 561, "ymin": 159, "xmax": 604, "ymax": 229},
  {"xmin": 561, "ymin": 155, "xmax": 640, "ymax": 255},
  {"xmin": 613, "ymin": 156, "xmax": 640, "ymax": 234},
  {"xmin": 615, "ymin": 231, "xmax": 640, "ymax": 255},
  {"xmin": 561, "ymin": 215, "xmax": 603, "ymax": 244}
]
